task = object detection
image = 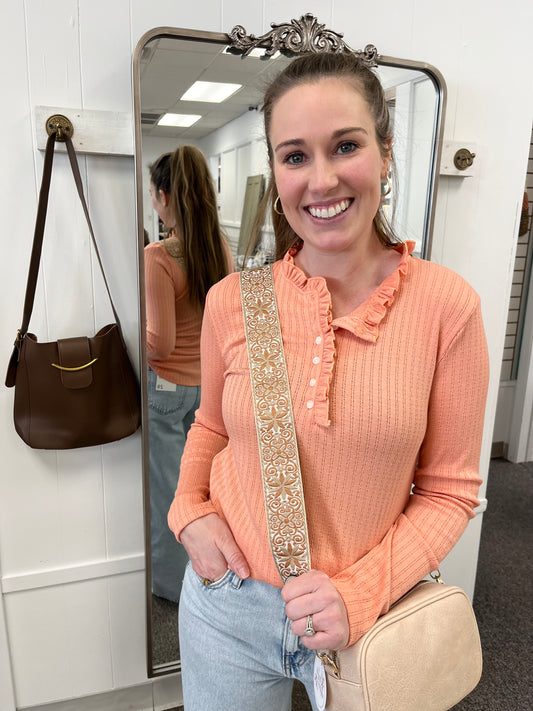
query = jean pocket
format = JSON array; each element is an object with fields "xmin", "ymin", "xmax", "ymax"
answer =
[{"xmin": 192, "ymin": 567, "xmax": 236, "ymax": 590}]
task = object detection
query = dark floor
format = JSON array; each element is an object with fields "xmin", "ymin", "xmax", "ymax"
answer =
[
  {"xmin": 157, "ymin": 458, "xmax": 533, "ymax": 710},
  {"xmin": 152, "ymin": 593, "xmax": 179, "ymax": 666}
]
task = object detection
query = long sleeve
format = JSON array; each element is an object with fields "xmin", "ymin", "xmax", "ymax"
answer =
[
  {"xmin": 167, "ymin": 289, "xmax": 229, "ymax": 539},
  {"xmin": 330, "ymin": 299, "xmax": 489, "ymax": 644}
]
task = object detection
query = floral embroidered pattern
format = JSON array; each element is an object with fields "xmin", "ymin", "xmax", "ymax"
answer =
[{"xmin": 240, "ymin": 266, "xmax": 311, "ymax": 582}]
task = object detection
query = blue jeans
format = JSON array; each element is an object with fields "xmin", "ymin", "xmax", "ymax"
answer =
[
  {"xmin": 147, "ymin": 367, "xmax": 200, "ymax": 602},
  {"xmin": 179, "ymin": 563, "xmax": 318, "ymax": 711}
]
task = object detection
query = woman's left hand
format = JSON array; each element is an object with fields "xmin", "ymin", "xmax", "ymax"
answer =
[{"xmin": 282, "ymin": 570, "xmax": 349, "ymax": 651}]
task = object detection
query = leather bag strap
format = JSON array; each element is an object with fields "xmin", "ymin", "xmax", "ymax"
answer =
[
  {"xmin": 5, "ymin": 129, "xmax": 121, "ymax": 387},
  {"xmin": 63, "ymin": 134, "xmax": 120, "ymax": 325},
  {"xmin": 19, "ymin": 130, "xmax": 120, "ymax": 333},
  {"xmin": 240, "ymin": 265, "xmax": 311, "ymax": 582}
]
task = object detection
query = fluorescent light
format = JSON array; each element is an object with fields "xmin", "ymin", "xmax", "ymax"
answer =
[
  {"xmin": 224, "ymin": 46, "xmax": 280, "ymax": 59},
  {"xmin": 248, "ymin": 48, "xmax": 281, "ymax": 59},
  {"xmin": 180, "ymin": 81, "xmax": 242, "ymax": 103},
  {"xmin": 157, "ymin": 113, "xmax": 201, "ymax": 127}
]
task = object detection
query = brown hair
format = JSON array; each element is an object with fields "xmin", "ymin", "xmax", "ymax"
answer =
[
  {"xmin": 251, "ymin": 52, "xmax": 398, "ymax": 260},
  {"xmin": 149, "ymin": 146, "xmax": 230, "ymax": 311}
]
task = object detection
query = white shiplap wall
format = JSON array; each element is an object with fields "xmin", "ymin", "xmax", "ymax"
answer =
[{"xmin": 1, "ymin": 1, "xmax": 532, "ymax": 710}]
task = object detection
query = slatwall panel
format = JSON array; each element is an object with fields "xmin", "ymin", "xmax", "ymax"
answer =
[{"xmin": 500, "ymin": 124, "xmax": 533, "ymax": 381}]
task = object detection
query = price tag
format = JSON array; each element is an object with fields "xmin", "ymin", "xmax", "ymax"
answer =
[
  {"xmin": 156, "ymin": 375, "xmax": 176, "ymax": 392},
  {"xmin": 313, "ymin": 654, "xmax": 327, "ymax": 710}
]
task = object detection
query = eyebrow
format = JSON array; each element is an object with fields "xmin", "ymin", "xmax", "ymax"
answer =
[{"xmin": 274, "ymin": 126, "xmax": 369, "ymax": 154}]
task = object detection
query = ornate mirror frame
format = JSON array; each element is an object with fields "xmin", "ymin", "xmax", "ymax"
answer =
[{"xmin": 133, "ymin": 14, "xmax": 447, "ymax": 677}]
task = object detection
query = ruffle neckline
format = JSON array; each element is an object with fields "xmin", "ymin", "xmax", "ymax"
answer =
[{"xmin": 281, "ymin": 240, "xmax": 414, "ymax": 343}]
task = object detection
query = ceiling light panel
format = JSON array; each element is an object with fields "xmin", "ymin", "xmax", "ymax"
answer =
[
  {"xmin": 180, "ymin": 80, "xmax": 242, "ymax": 103},
  {"xmin": 157, "ymin": 113, "xmax": 202, "ymax": 127}
]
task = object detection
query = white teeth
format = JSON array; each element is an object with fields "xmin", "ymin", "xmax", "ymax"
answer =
[{"xmin": 308, "ymin": 200, "xmax": 350, "ymax": 219}]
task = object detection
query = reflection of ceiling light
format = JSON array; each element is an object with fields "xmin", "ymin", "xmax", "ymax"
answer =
[
  {"xmin": 223, "ymin": 46, "xmax": 280, "ymax": 59},
  {"xmin": 181, "ymin": 81, "xmax": 242, "ymax": 103},
  {"xmin": 157, "ymin": 113, "xmax": 201, "ymax": 127}
]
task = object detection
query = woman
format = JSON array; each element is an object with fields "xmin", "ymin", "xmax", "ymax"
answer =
[
  {"xmin": 168, "ymin": 54, "xmax": 489, "ymax": 709},
  {"xmin": 145, "ymin": 145, "xmax": 233, "ymax": 602}
]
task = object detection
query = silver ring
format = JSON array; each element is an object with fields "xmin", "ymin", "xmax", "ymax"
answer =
[{"xmin": 304, "ymin": 614, "xmax": 315, "ymax": 637}]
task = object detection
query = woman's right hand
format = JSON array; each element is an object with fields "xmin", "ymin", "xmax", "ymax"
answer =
[{"xmin": 180, "ymin": 513, "xmax": 250, "ymax": 582}]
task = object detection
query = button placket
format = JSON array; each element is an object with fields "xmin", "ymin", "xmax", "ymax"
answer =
[{"xmin": 307, "ymin": 334, "xmax": 324, "ymax": 412}]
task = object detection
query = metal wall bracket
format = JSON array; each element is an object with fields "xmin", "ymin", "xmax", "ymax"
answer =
[
  {"xmin": 440, "ymin": 141, "xmax": 477, "ymax": 177},
  {"xmin": 45, "ymin": 114, "xmax": 74, "ymax": 141},
  {"xmin": 453, "ymin": 148, "xmax": 476, "ymax": 171}
]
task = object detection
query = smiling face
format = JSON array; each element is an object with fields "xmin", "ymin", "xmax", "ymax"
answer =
[{"xmin": 270, "ymin": 77, "xmax": 390, "ymax": 260}]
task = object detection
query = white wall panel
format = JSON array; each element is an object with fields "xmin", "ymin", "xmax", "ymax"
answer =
[
  {"xmin": 108, "ymin": 571, "xmax": 147, "ymax": 687},
  {"xmin": 39, "ymin": 156, "xmax": 97, "ymax": 339},
  {"xmin": 251, "ymin": 137, "xmax": 269, "ymax": 177},
  {"xmin": 262, "ymin": 0, "xmax": 333, "ymax": 34},
  {"xmin": 79, "ymin": 0, "xmax": 133, "ymax": 112},
  {"xmin": 0, "ymin": 447, "xmax": 62, "ymax": 575},
  {"xmin": 236, "ymin": 142, "xmax": 252, "ymax": 222},
  {"xmin": 102, "ymin": 435, "xmax": 144, "ymax": 558},
  {"xmin": 130, "ymin": 0, "xmax": 223, "ymax": 44},
  {"xmin": 221, "ymin": 0, "xmax": 264, "ymax": 37},
  {"xmin": 220, "ymin": 149, "xmax": 237, "ymax": 223},
  {"xmin": 0, "ymin": 582, "xmax": 16, "ymax": 711},
  {"xmin": 25, "ymin": 0, "xmax": 83, "ymax": 110},
  {"xmin": 5, "ymin": 581, "xmax": 113, "ymax": 707},
  {"xmin": 84, "ymin": 154, "xmax": 139, "ymax": 355}
]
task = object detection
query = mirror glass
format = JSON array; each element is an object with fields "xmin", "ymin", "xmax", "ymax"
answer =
[{"xmin": 133, "ymin": 19, "xmax": 446, "ymax": 676}]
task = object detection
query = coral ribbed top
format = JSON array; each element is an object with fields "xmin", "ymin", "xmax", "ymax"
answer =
[
  {"xmin": 168, "ymin": 241, "xmax": 489, "ymax": 644},
  {"xmin": 145, "ymin": 239, "xmax": 233, "ymax": 386}
]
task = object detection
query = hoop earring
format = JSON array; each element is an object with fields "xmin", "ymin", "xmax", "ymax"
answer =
[
  {"xmin": 381, "ymin": 176, "xmax": 392, "ymax": 197},
  {"xmin": 274, "ymin": 196, "xmax": 284, "ymax": 215}
]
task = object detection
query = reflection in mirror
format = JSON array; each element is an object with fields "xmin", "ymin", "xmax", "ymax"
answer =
[{"xmin": 133, "ymin": 19, "xmax": 446, "ymax": 677}]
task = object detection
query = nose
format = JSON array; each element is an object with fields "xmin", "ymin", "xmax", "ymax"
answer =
[{"xmin": 308, "ymin": 156, "xmax": 339, "ymax": 195}]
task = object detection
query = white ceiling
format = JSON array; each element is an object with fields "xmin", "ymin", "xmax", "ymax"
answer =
[
  {"xmin": 138, "ymin": 35, "xmax": 428, "ymax": 141},
  {"xmin": 139, "ymin": 37, "xmax": 292, "ymax": 140}
]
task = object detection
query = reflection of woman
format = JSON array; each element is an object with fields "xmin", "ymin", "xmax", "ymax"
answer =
[
  {"xmin": 145, "ymin": 145, "xmax": 234, "ymax": 602},
  {"xmin": 169, "ymin": 54, "xmax": 489, "ymax": 709}
]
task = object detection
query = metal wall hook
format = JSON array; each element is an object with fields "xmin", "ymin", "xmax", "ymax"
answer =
[
  {"xmin": 453, "ymin": 148, "xmax": 476, "ymax": 171},
  {"xmin": 45, "ymin": 113, "xmax": 74, "ymax": 141}
]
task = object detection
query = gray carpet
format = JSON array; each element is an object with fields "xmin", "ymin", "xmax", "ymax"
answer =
[
  {"xmin": 151, "ymin": 594, "xmax": 179, "ymax": 666},
  {"xmin": 155, "ymin": 458, "xmax": 533, "ymax": 710}
]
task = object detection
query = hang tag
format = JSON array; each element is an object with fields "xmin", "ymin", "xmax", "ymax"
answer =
[
  {"xmin": 313, "ymin": 654, "xmax": 327, "ymax": 710},
  {"xmin": 156, "ymin": 375, "xmax": 176, "ymax": 392}
]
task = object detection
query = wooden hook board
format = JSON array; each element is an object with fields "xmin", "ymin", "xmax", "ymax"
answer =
[{"xmin": 35, "ymin": 106, "xmax": 134, "ymax": 156}]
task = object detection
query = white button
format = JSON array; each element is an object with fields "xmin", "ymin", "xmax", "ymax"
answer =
[
  {"xmin": 306, "ymin": 400, "xmax": 314, "ymax": 409},
  {"xmin": 312, "ymin": 356, "xmax": 320, "ymax": 364},
  {"xmin": 310, "ymin": 378, "xmax": 317, "ymax": 387},
  {"xmin": 315, "ymin": 336, "xmax": 322, "ymax": 344}
]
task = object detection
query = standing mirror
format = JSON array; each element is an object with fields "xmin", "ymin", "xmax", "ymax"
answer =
[{"xmin": 133, "ymin": 15, "xmax": 446, "ymax": 677}]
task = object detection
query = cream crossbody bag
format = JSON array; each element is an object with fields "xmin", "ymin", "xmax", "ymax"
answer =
[{"xmin": 240, "ymin": 265, "xmax": 482, "ymax": 711}]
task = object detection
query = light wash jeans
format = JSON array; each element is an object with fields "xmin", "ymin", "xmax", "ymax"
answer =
[
  {"xmin": 147, "ymin": 367, "xmax": 200, "ymax": 602},
  {"xmin": 179, "ymin": 562, "xmax": 318, "ymax": 711}
]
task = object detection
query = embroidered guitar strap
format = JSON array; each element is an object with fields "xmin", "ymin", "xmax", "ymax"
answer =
[{"xmin": 240, "ymin": 265, "xmax": 311, "ymax": 582}]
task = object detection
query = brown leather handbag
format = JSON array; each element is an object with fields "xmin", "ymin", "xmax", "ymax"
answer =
[{"xmin": 5, "ymin": 129, "xmax": 141, "ymax": 449}]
